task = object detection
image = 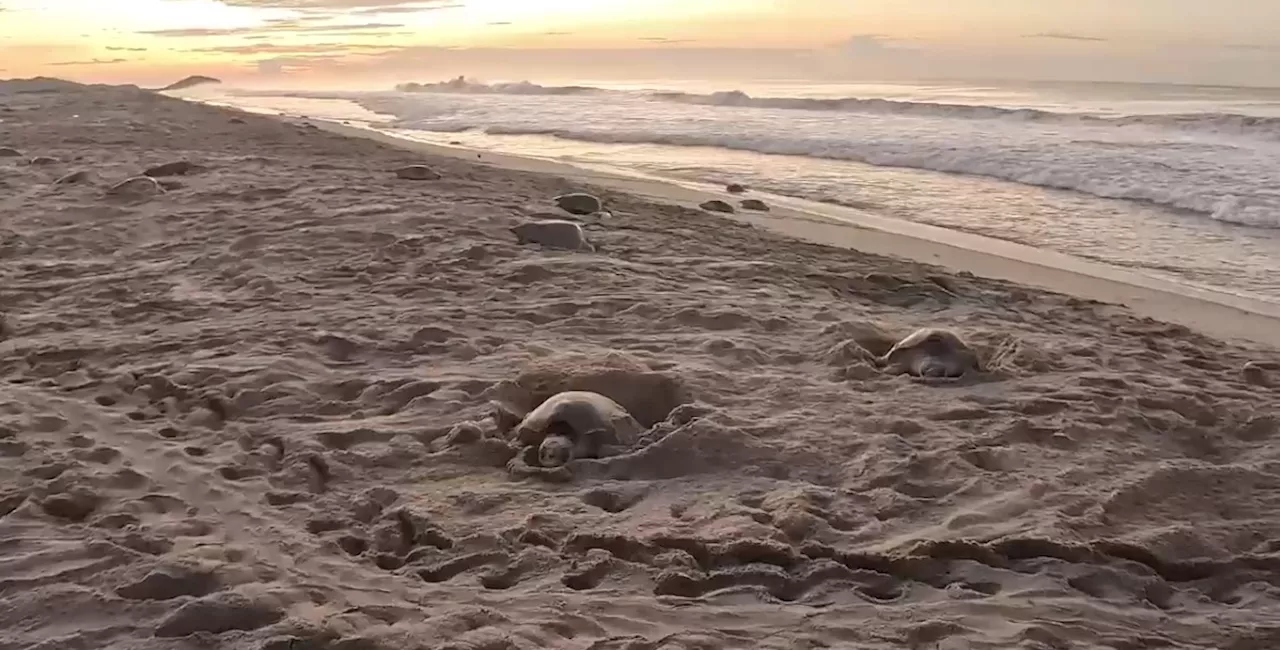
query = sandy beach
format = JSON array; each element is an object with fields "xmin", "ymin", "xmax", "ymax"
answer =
[{"xmin": 4, "ymin": 78, "xmax": 1280, "ymax": 649}]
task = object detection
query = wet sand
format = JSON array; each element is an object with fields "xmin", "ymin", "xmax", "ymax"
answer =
[{"xmin": 3, "ymin": 78, "xmax": 1280, "ymax": 650}]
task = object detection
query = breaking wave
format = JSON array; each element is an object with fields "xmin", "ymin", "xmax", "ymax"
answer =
[
  {"xmin": 238, "ymin": 81, "xmax": 1280, "ymax": 228},
  {"xmin": 451, "ymin": 124, "xmax": 1280, "ymax": 227},
  {"xmin": 379, "ymin": 80, "xmax": 1280, "ymax": 140},
  {"xmin": 347, "ymin": 89, "xmax": 1280, "ymax": 229},
  {"xmin": 393, "ymin": 76, "xmax": 601, "ymax": 96},
  {"xmin": 653, "ymin": 90, "xmax": 1280, "ymax": 141}
]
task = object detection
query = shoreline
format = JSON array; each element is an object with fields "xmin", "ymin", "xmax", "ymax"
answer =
[{"xmin": 253, "ymin": 109, "xmax": 1280, "ymax": 349}]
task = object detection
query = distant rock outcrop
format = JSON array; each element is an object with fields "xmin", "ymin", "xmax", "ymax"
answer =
[{"xmin": 158, "ymin": 76, "xmax": 221, "ymax": 92}]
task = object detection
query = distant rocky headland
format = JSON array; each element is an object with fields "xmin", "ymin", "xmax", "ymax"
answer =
[{"xmin": 158, "ymin": 75, "xmax": 221, "ymax": 92}]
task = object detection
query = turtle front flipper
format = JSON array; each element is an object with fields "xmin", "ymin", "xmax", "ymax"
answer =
[
  {"xmin": 507, "ymin": 446, "xmax": 573, "ymax": 483},
  {"xmin": 490, "ymin": 399, "xmax": 527, "ymax": 437}
]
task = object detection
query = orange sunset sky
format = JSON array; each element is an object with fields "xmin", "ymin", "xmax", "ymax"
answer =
[{"xmin": 2, "ymin": 0, "xmax": 1279, "ymax": 88}]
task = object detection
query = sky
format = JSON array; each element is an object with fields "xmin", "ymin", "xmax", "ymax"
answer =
[{"xmin": 2, "ymin": 0, "xmax": 1279, "ymax": 88}]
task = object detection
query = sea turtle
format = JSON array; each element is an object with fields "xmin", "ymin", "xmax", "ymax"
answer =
[
  {"xmin": 700, "ymin": 199, "xmax": 735, "ymax": 213},
  {"xmin": 878, "ymin": 327, "xmax": 981, "ymax": 378},
  {"xmin": 393, "ymin": 164, "xmax": 441, "ymax": 180},
  {"xmin": 553, "ymin": 192, "xmax": 602, "ymax": 215},
  {"xmin": 511, "ymin": 219, "xmax": 594, "ymax": 252},
  {"xmin": 502, "ymin": 391, "xmax": 643, "ymax": 467}
]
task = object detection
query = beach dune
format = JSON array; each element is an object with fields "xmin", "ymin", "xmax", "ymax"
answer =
[{"xmin": 2, "ymin": 79, "xmax": 1279, "ymax": 649}]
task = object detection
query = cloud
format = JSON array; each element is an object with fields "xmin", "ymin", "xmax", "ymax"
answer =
[
  {"xmin": 48, "ymin": 58, "xmax": 128, "ymax": 66},
  {"xmin": 187, "ymin": 42, "xmax": 395, "ymax": 55},
  {"xmin": 347, "ymin": 3, "xmax": 462, "ymax": 13},
  {"xmin": 639, "ymin": 37, "xmax": 696, "ymax": 45},
  {"xmin": 141, "ymin": 20, "xmax": 404, "ymax": 38},
  {"xmin": 273, "ymin": 17, "xmax": 404, "ymax": 29},
  {"xmin": 216, "ymin": 0, "xmax": 461, "ymax": 10},
  {"xmin": 1025, "ymin": 32, "xmax": 1108, "ymax": 42},
  {"xmin": 304, "ymin": 29, "xmax": 416, "ymax": 37},
  {"xmin": 1220, "ymin": 43, "xmax": 1280, "ymax": 52},
  {"xmin": 139, "ymin": 28, "xmax": 235, "ymax": 37},
  {"xmin": 106, "ymin": 46, "xmax": 148, "ymax": 52}
]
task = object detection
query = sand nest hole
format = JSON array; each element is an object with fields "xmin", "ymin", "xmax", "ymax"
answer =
[
  {"xmin": 494, "ymin": 352, "xmax": 688, "ymax": 429},
  {"xmin": 445, "ymin": 352, "xmax": 735, "ymax": 482},
  {"xmin": 437, "ymin": 351, "xmax": 832, "ymax": 484}
]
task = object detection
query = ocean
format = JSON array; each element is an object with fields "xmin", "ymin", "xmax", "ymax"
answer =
[{"xmin": 203, "ymin": 77, "xmax": 1280, "ymax": 303}]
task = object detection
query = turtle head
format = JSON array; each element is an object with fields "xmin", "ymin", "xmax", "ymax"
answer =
[{"xmin": 538, "ymin": 435, "xmax": 574, "ymax": 468}]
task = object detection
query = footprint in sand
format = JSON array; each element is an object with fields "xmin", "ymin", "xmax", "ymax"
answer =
[{"xmin": 53, "ymin": 170, "xmax": 92, "ymax": 185}]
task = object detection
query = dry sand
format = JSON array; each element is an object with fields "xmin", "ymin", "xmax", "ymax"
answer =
[{"xmin": 3, "ymin": 78, "xmax": 1280, "ymax": 649}]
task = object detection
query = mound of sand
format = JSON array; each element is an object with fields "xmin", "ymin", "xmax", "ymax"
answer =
[{"xmin": 2, "ymin": 80, "xmax": 1279, "ymax": 650}]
